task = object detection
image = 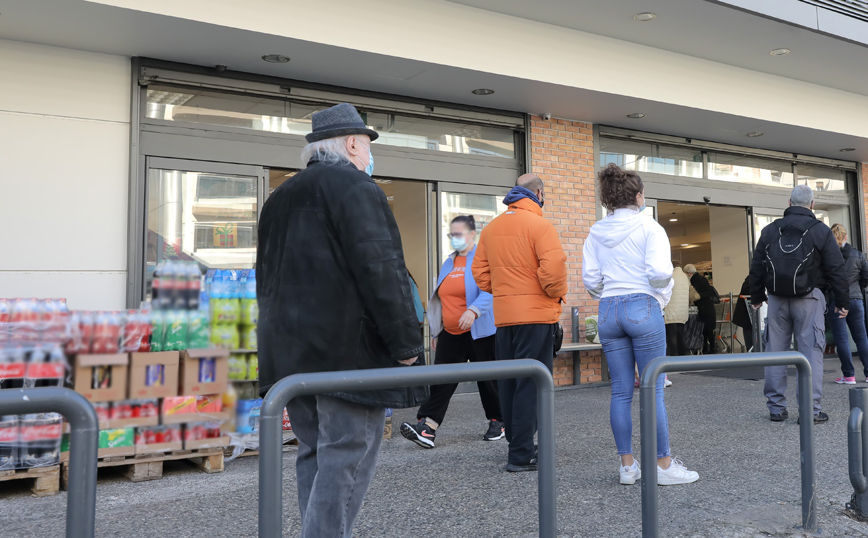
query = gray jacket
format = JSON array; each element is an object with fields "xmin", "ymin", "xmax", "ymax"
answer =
[{"xmin": 840, "ymin": 243, "xmax": 868, "ymax": 300}]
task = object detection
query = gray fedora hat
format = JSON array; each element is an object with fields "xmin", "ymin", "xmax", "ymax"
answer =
[{"xmin": 305, "ymin": 103, "xmax": 379, "ymax": 143}]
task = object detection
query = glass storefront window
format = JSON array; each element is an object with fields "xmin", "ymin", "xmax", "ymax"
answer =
[
  {"xmin": 147, "ymin": 168, "xmax": 257, "ymax": 291},
  {"xmin": 441, "ymin": 192, "xmax": 506, "ymax": 262},
  {"xmin": 599, "ymin": 138, "xmax": 702, "ymax": 178},
  {"xmin": 798, "ymin": 164, "xmax": 847, "ymax": 193},
  {"xmin": 708, "ymin": 153, "xmax": 794, "ymax": 189},
  {"xmin": 145, "ymin": 85, "xmax": 516, "ymax": 158}
]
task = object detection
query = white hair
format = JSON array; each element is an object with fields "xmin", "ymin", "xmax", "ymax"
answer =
[
  {"xmin": 301, "ymin": 136, "xmax": 352, "ymax": 168},
  {"xmin": 790, "ymin": 185, "xmax": 814, "ymax": 208}
]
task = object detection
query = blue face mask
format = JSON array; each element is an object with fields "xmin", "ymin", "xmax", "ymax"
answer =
[
  {"xmin": 450, "ymin": 237, "xmax": 467, "ymax": 251},
  {"xmin": 357, "ymin": 142, "xmax": 374, "ymax": 176}
]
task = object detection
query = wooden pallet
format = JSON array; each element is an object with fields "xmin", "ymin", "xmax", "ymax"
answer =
[
  {"xmin": 0, "ymin": 465, "xmax": 61, "ymax": 497},
  {"xmin": 60, "ymin": 447, "xmax": 224, "ymax": 490}
]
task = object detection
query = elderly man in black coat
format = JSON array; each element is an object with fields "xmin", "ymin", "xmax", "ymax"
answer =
[{"xmin": 256, "ymin": 103, "xmax": 425, "ymax": 537}]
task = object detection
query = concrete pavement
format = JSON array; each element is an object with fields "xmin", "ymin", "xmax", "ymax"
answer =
[{"xmin": 3, "ymin": 358, "xmax": 868, "ymax": 537}]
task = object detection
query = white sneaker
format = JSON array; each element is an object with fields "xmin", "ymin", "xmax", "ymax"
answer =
[
  {"xmin": 619, "ymin": 461, "xmax": 641, "ymax": 485},
  {"xmin": 664, "ymin": 375, "xmax": 672, "ymax": 388},
  {"xmin": 657, "ymin": 458, "xmax": 699, "ymax": 485}
]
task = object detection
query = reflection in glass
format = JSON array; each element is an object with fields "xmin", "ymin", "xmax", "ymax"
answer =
[
  {"xmin": 798, "ymin": 164, "xmax": 847, "ymax": 193},
  {"xmin": 708, "ymin": 153, "xmax": 794, "ymax": 189},
  {"xmin": 147, "ymin": 169, "xmax": 257, "ymax": 291},
  {"xmin": 146, "ymin": 85, "xmax": 516, "ymax": 159},
  {"xmin": 441, "ymin": 192, "xmax": 506, "ymax": 262},
  {"xmin": 599, "ymin": 138, "xmax": 702, "ymax": 178}
]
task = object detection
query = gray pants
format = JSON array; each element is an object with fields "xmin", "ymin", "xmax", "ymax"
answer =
[
  {"xmin": 763, "ymin": 288, "xmax": 826, "ymax": 415},
  {"xmin": 287, "ymin": 394, "xmax": 386, "ymax": 538}
]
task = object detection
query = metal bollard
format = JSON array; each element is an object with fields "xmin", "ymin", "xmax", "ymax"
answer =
[
  {"xmin": 639, "ymin": 352, "xmax": 816, "ymax": 537},
  {"xmin": 571, "ymin": 307, "xmax": 580, "ymax": 343},
  {"xmin": 259, "ymin": 359, "xmax": 556, "ymax": 538},
  {"xmin": 0, "ymin": 387, "xmax": 99, "ymax": 538},
  {"xmin": 847, "ymin": 386, "xmax": 868, "ymax": 516}
]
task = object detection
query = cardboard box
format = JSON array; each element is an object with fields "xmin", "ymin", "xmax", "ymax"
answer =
[
  {"xmin": 161, "ymin": 396, "xmax": 231, "ymax": 425},
  {"xmin": 128, "ymin": 351, "xmax": 180, "ymax": 399},
  {"xmin": 178, "ymin": 349, "xmax": 229, "ymax": 396},
  {"xmin": 134, "ymin": 425, "xmax": 182, "ymax": 454},
  {"xmin": 184, "ymin": 436, "xmax": 230, "ymax": 450},
  {"xmin": 73, "ymin": 354, "xmax": 129, "ymax": 402},
  {"xmin": 61, "ymin": 428, "xmax": 135, "ymax": 461}
]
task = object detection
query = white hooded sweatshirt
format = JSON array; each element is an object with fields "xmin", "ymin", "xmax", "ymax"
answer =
[{"xmin": 582, "ymin": 208, "xmax": 674, "ymax": 310}]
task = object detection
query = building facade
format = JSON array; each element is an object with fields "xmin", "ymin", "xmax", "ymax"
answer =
[{"xmin": 2, "ymin": 0, "xmax": 868, "ymax": 385}]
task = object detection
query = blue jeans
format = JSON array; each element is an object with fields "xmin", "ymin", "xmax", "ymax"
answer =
[
  {"xmin": 828, "ymin": 298, "xmax": 868, "ymax": 379},
  {"xmin": 599, "ymin": 293, "xmax": 670, "ymax": 459}
]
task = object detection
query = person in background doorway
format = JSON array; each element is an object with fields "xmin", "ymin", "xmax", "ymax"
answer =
[
  {"xmin": 732, "ymin": 276, "xmax": 753, "ymax": 352},
  {"xmin": 473, "ymin": 173, "xmax": 567, "ymax": 472},
  {"xmin": 583, "ymin": 163, "xmax": 699, "ymax": 487},
  {"xmin": 664, "ymin": 260, "xmax": 690, "ymax": 357},
  {"xmin": 828, "ymin": 223, "xmax": 868, "ymax": 384},
  {"xmin": 256, "ymin": 103, "xmax": 425, "ymax": 538},
  {"xmin": 401, "ymin": 215, "xmax": 503, "ymax": 448},
  {"xmin": 750, "ymin": 185, "xmax": 848, "ymax": 424},
  {"xmin": 684, "ymin": 265, "xmax": 717, "ymax": 354}
]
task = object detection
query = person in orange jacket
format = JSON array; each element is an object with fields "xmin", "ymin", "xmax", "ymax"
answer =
[{"xmin": 473, "ymin": 173, "xmax": 567, "ymax": 472}]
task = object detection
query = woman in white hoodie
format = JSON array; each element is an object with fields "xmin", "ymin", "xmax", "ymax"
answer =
[{"xmin": 583, "ymin": 164, "xmax": 699, "ymax": 486}]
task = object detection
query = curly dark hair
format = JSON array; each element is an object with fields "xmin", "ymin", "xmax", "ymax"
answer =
[{"xmin": 598, "ymin": 163, "xmax": 644, "ymax": 211}]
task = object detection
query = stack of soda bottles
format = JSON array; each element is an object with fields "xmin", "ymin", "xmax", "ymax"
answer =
[
  {"xmin": 139, "ymin": 259, "xmax": 210, "ymax": 352},
  {"xmin": 205, "ymin": 269, "xmax": 257, "ymax": 352},
  {"xmin": 0, "ymin": 298, "xmax": 70, "ymax": 470}
]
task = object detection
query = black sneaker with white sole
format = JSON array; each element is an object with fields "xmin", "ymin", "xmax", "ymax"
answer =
[
  {"xmin": 400, "ymin": 419, "xmax": 436, "ymax": 448},
  {"xmin": 483, "ymin": 420, "xmax": 505, "ymax": 441},
  {"xmin": 505, "ymin": 458, "xmax": 538, "ymax": 473}
]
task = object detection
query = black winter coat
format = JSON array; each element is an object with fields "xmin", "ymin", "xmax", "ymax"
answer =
[
  {"xmin": 732, "ymin": 276, "xmax": 751, "ymax": 328},
  {"xmin": 840, "ymin": 243, "xmax": 868, "ymax": 300},
  {"xmin": 749, "ymin": 206, "xmax": 848, "ymax": 309},
  {"xmin": 255, "ymin": 160, "xmax": 426, "ymax": 408},
  {"xmin": 690, "ymin": 272, "xmax": 716, "ymax": 322}
]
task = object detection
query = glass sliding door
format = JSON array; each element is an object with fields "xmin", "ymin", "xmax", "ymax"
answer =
[{"xmin": 145, "ymin": 157, "xmax": 266, "ymax": 301}]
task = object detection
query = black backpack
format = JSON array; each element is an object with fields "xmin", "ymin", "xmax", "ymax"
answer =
[
  {"xmin": 710, "ymin": 286, "xmax": 721, "ymax": 304},
  {"xmin": 762, "ymin": 219, "xmax": 821, "ymax": 297}
]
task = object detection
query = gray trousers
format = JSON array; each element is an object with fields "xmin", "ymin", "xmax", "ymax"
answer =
[
  {"xmin": 287, "ymin": 394, "xmax": 386, "ymax": 538},
  {"xmin": 763, "ymin": 288, "xmax": 826, "ymax": 415}
]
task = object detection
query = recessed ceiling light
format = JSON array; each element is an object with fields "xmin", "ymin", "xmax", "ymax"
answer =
[
  {"xmin": 626, "ymin": 113, "xmax": 646, "ymax": 119},
  {"xmin": 634, "ymin": 12, "xmax": 657, "ymax": 21},
  {"xmin": 769, "ymin": 48, "xmax": 790, "ymax": 56},
  {"xmin": 669, "ymin": 218, "xmax": 678, "ymax": 222},
  {"xmin": 840, "ymin": 147, "xmax": 856, "ymax": 152},
  {"xmin": 471, "ymin": 88, "xmax": 495, "ymax": 96},
  {"xmin": 681, "ymin": 244, "xmax": 690, "ymax": 247},
  {"xmin": 262, "ymin": 54, "xmax": 291, "ymax": 63},
  {"xmin": 746, "ymin": 132, "xmax": 764, "ymax": 138}
]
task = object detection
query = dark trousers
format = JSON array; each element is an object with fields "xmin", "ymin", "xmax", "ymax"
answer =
[
  {"xmin": 417, "ymin": 332, "xmax": 501, "ymax": 425},
  {"xmin": 697, "ymin": 304, "xmax": 716, "ymax": 354},
  {"xmin": 495, "ymin": 323, "xmax": 555, "ymax": 466},
  {"xmin": 665, "ymin": 323, "xmax": 688, "ymax": 356}
]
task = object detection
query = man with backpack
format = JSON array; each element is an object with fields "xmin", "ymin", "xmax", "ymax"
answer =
[{"xmin": 749, "ymin": 185, "xmax": 848, "ymax": 424}]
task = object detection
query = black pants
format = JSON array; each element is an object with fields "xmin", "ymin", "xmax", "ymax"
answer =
[
  {"xmin": 697, "ymin": 304, "xmax": 716, "ymax": 354},
  {"xmin": 417, "ymin": 332, "xmax": 501, "ymax": 425},
  {"xmin": 665, "ymin": 323, "xmax": 689, "ymax": 356},
  {"xmin": 495, "ymin": 323, "xmax": 555, "ymax": 466}
]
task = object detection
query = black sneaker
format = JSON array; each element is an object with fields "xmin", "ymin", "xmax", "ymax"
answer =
[
  {"xmin": 797, "ymin": 412, "xmax": 829, "ymax": 425},
  {"xmin": 483, "ymin": 420, "xmax": 505, "ymax": 441},
  {"xmin": 769, "ymin": 410, "xmax": 788, "ymax": 422},
  {"xmin": 506, "ymin": 458, "xmax": 538, "ymax": 473},
  {"xmin": 400, "ymin": 419, "xmax": 436, "ymax": 449}
]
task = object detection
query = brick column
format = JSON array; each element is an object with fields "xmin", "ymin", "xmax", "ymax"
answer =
[{"xmin": 528, "ymin": 116, "xmax": 602, "ymax": 385}]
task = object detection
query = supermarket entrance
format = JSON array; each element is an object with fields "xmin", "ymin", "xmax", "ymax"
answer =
[{"xmin": 655, "ymin": 201, "xmax": 751, "ymax": 354}]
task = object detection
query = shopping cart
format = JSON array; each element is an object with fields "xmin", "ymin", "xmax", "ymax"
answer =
[{"xmin": 683, "ymin": 306, "xmax": 704, "ymax": 354}]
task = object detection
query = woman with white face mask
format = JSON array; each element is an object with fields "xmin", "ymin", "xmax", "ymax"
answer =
[{"xmin": 400, "ymin": 215, "xmax": 503, "ymax": 448}]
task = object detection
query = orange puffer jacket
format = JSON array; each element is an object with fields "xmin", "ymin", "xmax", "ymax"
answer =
[{"xmin": 473, "ymin": 197, "xmax": 568, "ymax": 327}]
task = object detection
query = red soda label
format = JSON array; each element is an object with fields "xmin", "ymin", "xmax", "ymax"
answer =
[
  {"xmin": 0, "ymin": 299, "xmax": 10, "ymax": 323},
  {"xmin": 0, "ymin": 363, "xmax": 26, "ymax": 379},
  {"xmin": 26, "ymin": 363, "xmax": 65, "ymax": 379},
  {"xmin": 0, "ymin": 426, "xmax": 18, "ymax": 443},
  {"xmin": 20, "ymin": 423, "xmax": 62, "ymax": 442}
]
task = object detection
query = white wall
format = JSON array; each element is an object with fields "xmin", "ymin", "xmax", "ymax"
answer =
[{"xmin": 0, "ymin": 39, "xmax": 130, "ymax": 310}]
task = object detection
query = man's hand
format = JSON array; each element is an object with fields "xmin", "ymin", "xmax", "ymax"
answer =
[
  {"xmin": 751, "ymin": 302, "xmax": 764, "ymax": 311},
  {"xmin": 431, "ymin": 336, "xmax": 438, "ymax": 351},
  {"xmin": 837, "ymin": 307, "xmax": 849, "ymax": 318},
  {"xmin": 458, "ymin": 310, "xmax": 477, "ymax": 331},
  {"xmin": 398, "ymin": 356, "xmax": 419, "ymax": 365}
]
